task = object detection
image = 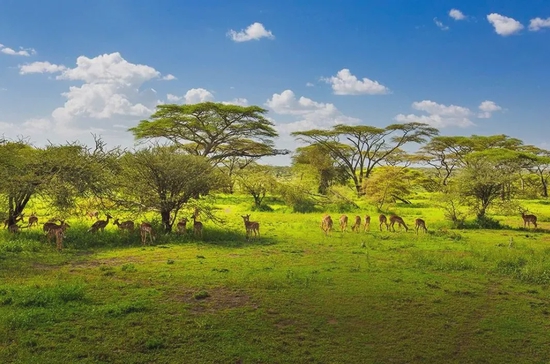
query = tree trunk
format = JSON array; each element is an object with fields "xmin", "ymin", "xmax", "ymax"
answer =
[
  {"xmin": 7, "ymin": 192, "xmax": 31, "ymax": 226},
  {"xmin": 541, "ymin": 177, "xmax": 548, "ymax": 198},
  {"xmin": 161, "ymin": 209, "xmax": 172, "ymax": 233}
]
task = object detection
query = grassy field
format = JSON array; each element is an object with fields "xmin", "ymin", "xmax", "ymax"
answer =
[{"xmin": 1, "ymin": 195, "xmax": 550, "ymax": 363}]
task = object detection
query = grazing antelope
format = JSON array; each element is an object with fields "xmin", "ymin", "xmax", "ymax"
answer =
[
  {"xmin": 415, "ymin": 218, "xmax": 428, "ymax": 234},
  {"xmin": 86, "ymin": 210, "xmax": 99, "ymax": 220},
  {"xmin": 113, "ymin": 218, "xmax": 135, "ymax": 232},
  {"xmin": 521, "ymin": 211, "xmax": 538, "ymax": 229},
  {"xmin": 339, "ymin": 215, "xmax": 349, "ymax": 232},
  {"xmin": 139, "ymin": 222, "xmax": 155, "ymax": 245},
  {"xmin": 389, "ymin": 215, "xmax": 408, "ymax": 232},
  {"xmin": 27, "ymin": 212, "xmax": 39, "ymax": 228},
  {"xmin": 351, "ymin": 215, "xmax": 362, "ymax": 233},
  {"xmin": 363, "ymin": 215, "xmax": 371, "ymax": 232},
  {"xmin": 176, "ymin": 217, "xmax": 188, "ymax": 234},
  {"xmin": 88, "ymin": 214, "xmax": 112, "ymax": 233},
  {"xmin": 379, "ymin": 214, "xmax": 388, "ymax": 231},
  {"xmin": 47, "ymin": 226, "xmax": 66, "ymax": 251},
  {"xmin": 320, "ymin": 215, "xmax": 333, "ymax": 236},
  {"xmin": 44, "ymin": 221, "xmax": 70, "ymax": 244},
  {"xmin": 241, "ymin": 214, "xmax": 260, "ymax": 239}
]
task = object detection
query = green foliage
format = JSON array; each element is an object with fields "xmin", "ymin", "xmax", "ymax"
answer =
[
  {"xmin": 363, "ymin": 166, "xmax": 412, "ymax": 210},
  {"xmin": 278, "ymin": 182, "xmax": 318, "ymax": 213}
]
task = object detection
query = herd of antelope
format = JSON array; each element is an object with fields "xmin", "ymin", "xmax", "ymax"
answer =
[
  {"xmin": 2, "ymin": 209, "xmax": 264, "ymax": 251},
  {"xmin": 1, "ymin": 208, "xmax": 541, "ymax": 251},
  {"xmin": 321, "ymin": 213, "xmax": 428, "ymax": 236}
]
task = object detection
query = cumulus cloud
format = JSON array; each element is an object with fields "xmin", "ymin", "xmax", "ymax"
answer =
[
  {"xmin": 449, "ymin": 9, "xmax": 466, "ymax": 21},
  {"xmin": 487, "ymin": 13, "xmax": 524, "ymax": 36},
  {"xmin": 221, "ymin": 98, "xmax": 249, "ymax": 106},
  {"xmin": 321, "ymin": 69, "xmax": 389, "ymax": 95},
  {"xmin": 434, "ymin": 17, "xmax": 450, "ymax": 31},
  {"xmin": 529, "ymin": 17, "xmax": 550, "ymax": 31},
  {"xmin": 227, "ymin": 22, "xmax": 275, "ymax": 42},
  {"xmin": 306, "ymin": 82, "xmax": 314, "ymax": 87},
  {"xmin": 395, "ymin": 100, "xmax": 474, "ymax": 128},
  {"xmin": 265, "ymin": 89, "xmax": 359, "ymax": 133},
  {"xmin": 0, "ymin": 43, "xmax": 36, "ymax": 56},
  {"xmin": 19, "ymin": 61, "xmax": 67, "ymax": 74},
  {"xmin": 161, "ymin": 74, "xmax": 176, "ymax": 81},
  {"xmin": 477, "ymin": 100, "xmax": 502, "ymax": 118}
]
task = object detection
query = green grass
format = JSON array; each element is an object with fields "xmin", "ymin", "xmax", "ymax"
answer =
[{"xmin": 1, "ymin": 195, "xmax": 550, "ymax": 363}]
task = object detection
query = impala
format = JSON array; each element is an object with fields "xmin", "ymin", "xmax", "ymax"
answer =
[
  {"xmin": 47, "ymin": 226, "xmax": 66, "ymax": 251},
  {"xmin": 415, "ymin": 218, "xmax": 428, "ymax": 234},
  {"xmin": 363, "ymin": 215, "xmax": 371, "ymax": 232},
  {"xmin": 176, "ymin": 217, "xmax": 188, "ymax": 234},
  {"xmin": 379, "ymin": 214, "xmax": 388, "ymax": 231},
  {"xmin": 88, "ymin": 214, "xmax": 112, "ymax": 233},
  {"xmin": 389, "ymin": 215, "xmax": 408, "ymax": 232},
  {"xmin": 521, "ymin": 211, "xmax": 538, "ymax": 229},
  {"xmin": 351, "ymin": 215, "xmax": 362, "ymax": 233},
  {"xmin": 140, "ymin": 222, "xmax": 155, "ymax": 245},
  {"xmin": 339, "ymin": 215, "xmax": 348, "ymax": 232},
  {"xmin": 320, "ymin": 215, "xmax": 333, "ymax": 236},
  {"xmin": 113, "ymin": 218, "xmax": 135, "ymax": 232},
  {"xmin": 241, "ymin": 214, "xmax": 260, "ymax": 239},
  {"xmin": 193, "ymin": 212, "xmax": 203, "ymax": 239},
  {"xmin": 27, "ymin": 212, "xmax": 39, "ymax": 228},
  {"xmin": 3, "ymin": 213, "xmax": 24, "ymax": 229},
  {"xmin": 44, "ymin": 221, "xmax": 70, "ymax": 244}
]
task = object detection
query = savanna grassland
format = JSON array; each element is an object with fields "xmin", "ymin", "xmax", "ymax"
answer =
[{"xmin": 1, "ymin": 195, "xmax": 550, "ymax": 364}]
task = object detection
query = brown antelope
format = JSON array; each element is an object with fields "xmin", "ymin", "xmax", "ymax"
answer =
[
  {"xmin": 241, "ymin": 214, "xmax": 260, "ymax": 239},
  {"xmin": 44, "ymin": 221, "xmax": 70, "ymax": 244},
  {"xmin": 176, "ymin": 217, "xmax": 188, "ymax": 234},
  {"xmin": 8, "ymin": 224, "xmax": 20, "ymax": 233},
  {"xmin": 339, "ymin": 215, "xmax": 349, "ymax": 232},
  {"xmin": 389, "ymin": 215, "xmax": 408, "ymax": 232},
  {"xmin": 4, "ymin": 213, "xmax": 24, "ymax": 229},
  {"xmin": 88, "ymin": 214, "xmax": 112, "ymax": 233},
  {"xmin": 521, "ymin": 211, "xmax": 538, "ymax": 229},
  {"xmin": 415, "ymin": 218, "xmax": 428, "ymax": 234},
  {"xmin": 86, "ymin": 210, "xmax": 99, "ymax": 220},
  {"xmin": 351, "ymin": 215, "xmax": 362, "ymax": 232},
  {"xmin": 192, "ymin": 213, "xmax": 203, "ymax": 239},
  {"xmin": 379, "ymin": 214, "xmax": 388, "ymax": 231},
  {"xmin": 320, "ymin": 215, "xmax": 333, "ymax": 236},
  {"xmin": 27, "ymin": 212, "xmax": 39, "ymax": 228},
  {"xmin": 47, "ymin": 226, "xmax": 66, "ymax": 251},
  {"xmin": 113, "ymin": 218, "xmax": 135, "ymax": 232},
  {"xmin": 363, "ymin": 215, "xmax": 371, "ymax": 232},
  {"xmin": 140, "ymin": 222, "xmax": 155, "ymax": 245}
]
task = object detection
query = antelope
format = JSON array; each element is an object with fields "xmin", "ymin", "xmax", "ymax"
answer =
[
  {"xmin": 379, "ymin": 214, "xmax": 388, "ymax": 231},
  {"xmin": 351, "ymin": 215, "xmax": 362, "ymax": 233},
  {"xmin": 363, "ymin": 215, "xmax": 371, "ymax": 232},
  {"xmin": 389, "ymin": 215, "xmax": 408, "ymax": 232},
  {"xmin": 86, "ymin": 210, "xmax": 99, "ymax": 220},
  {"xmin": 8, "ymin": 224, "xmax": 20, "ymax": 233},
  {"xmin": 176, "ymin": 217, "xmax": 188, "ymax": 234},
  {"xmin": 88, "ymin": 214, "xmax": 112, "ymax": 233},
  {"xmin": 47, "ymin": 226, "xmax": 66, "ymax": 251},
  {"xmin": 44, "ymin": 221, "xmax": 70, "ymax": 244},
  {"xmin": 43, "ymin": 220, "xmax": 70, "ymax": 234},
  {"xmin": 415, "ymin": 218, "xmax": 428, "ymax": 234},
  {"xmin": 521, "ymin": 211, "xmax": 538, "ymax": 229},
  {"xmin": 4, "ymin": 213, "xmax": 24, "ymax": 229},
  {"xmin": 241, "ymin": 214, "xmax": 260, "ymax": 239},
  {"xmin": 193, "ymin": 214, "xmax": 203, "ymax": 239},
  {"xmin": 140, "ymin": 222, "xmax": 155, "ymax": 245},
  {"xmin": 27, "ymin": 212, "xmax": 39, "ymax": 228},
  {"xmin": 320, "ymin": 215, "xmax": 333, "ymax": 236},
  {"xmin": 339, "ymin": 215, "xmax": 348, "ymax": 232},
  {"xmin": 113, "ymin": 218, "xmax": 135, "ymax": 232}
]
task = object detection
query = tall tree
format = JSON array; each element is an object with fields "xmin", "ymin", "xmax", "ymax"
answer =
[
  {"xmin": 292, "ymin": 123, "xmax": 438, "ymax": 194},
  {"xmin": 129, "ymin": 102, "xmax": 288, "ymax": 162}
]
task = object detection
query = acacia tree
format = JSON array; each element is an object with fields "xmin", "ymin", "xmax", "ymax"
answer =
[
  {"xmin": 129, "ymin": 102, "xmax": 288, "ymax": 163},
  {"xmin": 112, "ymin": 146, "xmax": 226, "ymax": 232},
  {"xmin": 236, "ymin": 164, "xmax": 278, "ymax": 209},
  {"xmin": 519, "ymin": 146, "xmax": 550, "ymax": 197},
  {"xmin": 292, "ymin": 123, "xmax": 438, "ymax": 195},
  {"xmin": 363, "ymin": 166, "xmax": 412, "ymax": 211}
]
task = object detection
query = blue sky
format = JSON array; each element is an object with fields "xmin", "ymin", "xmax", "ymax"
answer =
[{"xmin": 1, "ymin": 0, "xmax": 549, "ymax": 164}]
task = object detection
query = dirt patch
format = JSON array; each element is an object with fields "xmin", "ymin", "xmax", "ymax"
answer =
[{"xmin": 170, "ymin": 287, "xmax": 257, "ymax": 314}]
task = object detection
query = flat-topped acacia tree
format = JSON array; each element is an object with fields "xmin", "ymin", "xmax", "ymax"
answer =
[
  {"xmin": 292, "ymin": 123, "xmax": 439, "ymax": 195},
  {"xmin": 129, "ymin": 102, "xmax": 289, "ymax": 163}
]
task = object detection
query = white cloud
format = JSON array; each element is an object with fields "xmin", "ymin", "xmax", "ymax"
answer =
[
  {"xmin": 227, "ymin": 22, "xmax": 275, "ymax": 42},
  {"xmin": 434, "ymin": 17, "xmax": 450, "ymax": 31},
  {"xmin": 487, "ymin": 13, "xmax": 524, "ymax": 36},
  {"xmin": 183, "ymin": 88, "xmax": 214, "ymax": 104},
  {"xmin": 265, "ymin": 89, "xmax": 359, "ymax": 133},
  {"xmin": 167, "ymin": 93, "xmax": 182, "ymax": 103},
  {"xmin": 321, "ymin": 69, "xmax": 389, "ymax": 95},
  {"xmin": 222, "ymin": 98, "xmax": 249, "ymax": 106},
  {"xmin": 161, "ymin": 74, "xmax": 176, "ymax": 81},
  {"xmin": 449, "ymin": 9, "xmax": 466, "ymax": 21},
  {"xmin": 19, "ymin": 61, "xmax": 67, "ymax": 74},
  {"xmin": 22, "ymin": 118, "xmax": 52, "ymax": 131},
  {"xmin": 529, "ymin": 17, "xmax": 550, "ymax": 31},
  {"xmin": 395, "ymin": 100, "xmax": 474, "ymax": 128},
  {"xmin": 306, "ymin": 82, "xmax": 314, "ymax": 87},
  {"xmin": 0, "ymin": 43, "xmax": 36, "ymax": 57},
  {"xmin": 477, "ymin": 100, "xmax": 502, "ymax": 118}
]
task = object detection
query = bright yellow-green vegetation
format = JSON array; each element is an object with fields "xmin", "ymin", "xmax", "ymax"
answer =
[{"xmin": 1, "ymin": 195, "xmax": 550, "ymax": 363}]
